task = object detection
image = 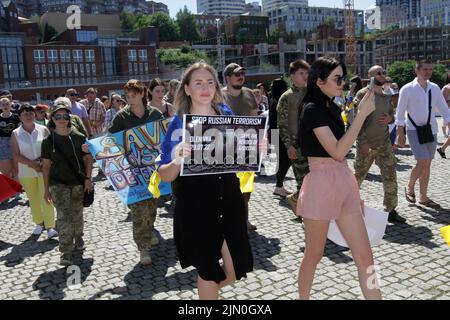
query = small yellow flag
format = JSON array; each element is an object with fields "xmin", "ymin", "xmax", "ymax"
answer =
[
  {"xmin": 236, "ymin": 172, "xmax": 255, "ymax": 194},
  {"xmin": 148, "ymin": 169, "xmax": 161, "ymax": 199},
  {"xmin": 441, "ymin": 225, "xmax": 450, "ymax": 247}
]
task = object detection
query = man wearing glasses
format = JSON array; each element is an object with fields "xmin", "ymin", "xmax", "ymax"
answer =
[
  {"xmin": 353, "ymin": 65, "xmax": 404, "ymax": 223},
  {"xmin": 66, "ymin": 88, "xmax": 93, "ymax": 139},
  {"xmin": 222, "ymin": 63, "xmax": 259, "ymax": 231}
]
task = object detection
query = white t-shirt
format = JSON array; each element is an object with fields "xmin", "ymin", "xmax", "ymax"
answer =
[{"xmin": 12, "ymin": 124, "xmax": 49, "ymax": 178}]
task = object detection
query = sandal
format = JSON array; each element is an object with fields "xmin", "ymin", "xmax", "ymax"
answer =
[
  {"xmin": 404, "ymin": 187, "xmax": 416, "ymax": 203},
  {"xmin": 418, "ymin": 198, "xmax": 441, "ymax": 209}
]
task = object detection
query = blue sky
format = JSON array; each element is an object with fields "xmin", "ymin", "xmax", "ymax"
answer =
[{"xmin": 160, "ymin": 0, "xmax": 375, "ymax": 17}]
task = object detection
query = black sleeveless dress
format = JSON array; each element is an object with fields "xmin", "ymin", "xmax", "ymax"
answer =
[{"xmin": 173, "ymin": 173, "xmax": 253, "ymax": 283}]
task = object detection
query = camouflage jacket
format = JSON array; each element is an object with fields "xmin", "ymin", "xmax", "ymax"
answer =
[{"xmin": 276, "ymin": 85, "xmax": 307, "ymax": 149}]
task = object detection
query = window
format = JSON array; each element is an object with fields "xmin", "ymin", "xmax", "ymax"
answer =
[
  {"xmin": 128, "ymin": 49, "xmax": 137, "ymax": 62},
  {"xmin": 85, "ymin": 49, "xmax": 95, "ymax": 62},
  {"xmin": 144, "ymin": 63, "xmax": 149, "ymax": 74},
  {"xmin": 138, "ymin": 49, "xmax": 147, "ymax": 61},
  {"xmin": 73, "ymin": 50, "xmax": 83, "ymax": 62},
  {"xmin": 134, "ymin": 62, "xmax": 138, "ymax": 74},
  {"xmin": 41, "ymin": 65, "xmax": 46, "ymax": 77},
  {"xmin": 55, "ymin": 64, "xmax": 60, "ymax": 77},
  {"xmin": 86, "ymin": 64, "xmax": 90, "ymax": 76},
  {"xmin": 139, "ymin": 63, "xmax": 143, "ymax": 74},
  {"xmin": 73, "ymin": 64, "xmax": 78, "ymax": 76},
  {"xmin": 65, "ymin": 49, "xmax": 71, "ymax": 62},
  {"xmin": 91, "ymin": 64, "xmax": 96, "ymax": 76},
  {"xmin": 79, "ymin": 64, "xmax": 84, "ymax": 76},
  {"xmin": 128, "ymin": 62, "xmax": 133, "ymax": 75},
  {"xmin": 76, "ymin": 30, "xmax": 98, "ymax": 43},
  {"xmin": 60, "ymin": 50, "xmax": 66, "ymax": 62},
  {"xmin": 47, "ymin": 50, "xmax": 58, "ymax": 62},
  {"xmin": 34, "ymin": 50, "xmax": 45, "ymax": 63},
  {"xmin": 48, "ymin": 64, "xmax": 53, "ymax": 77},
  {"xmin": 35, "ymin": 65, "xmax": 40, "ymax": 77},
  {"xmin": 61, "ymin": 64, "xmax": 66, "ymax": 77},
  {"xmin": 67, "ymin": 64, "xmax": 72, "ymax": 76}
]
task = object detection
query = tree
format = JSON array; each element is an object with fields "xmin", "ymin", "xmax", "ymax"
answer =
[
  {"xmin": 430, "ymin": 63, "xmax": 448, "ymax": 88},
  {"xmin": 39, "ymin": 22, "xmax": 58, "ymax": 44},
  {"xmin": 387, "ymin": 60, "xmax": 448, "ymax": 88},
  {"xmin": 176, "ymin": 6, "xmax": 200, "ymax": 43},
  {"xmin": 158, "ymin": 47, "xmax": 211, "ymax": 69},
  {"xmin": 120, "ymin": 12, "xmax": 137, "ymax": 34},
  {"xmin": 134, "ymin": 13, "xmax": 180, "ymax": 41}
]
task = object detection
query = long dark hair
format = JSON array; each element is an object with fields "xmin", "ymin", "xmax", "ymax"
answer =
[
  {"xmin": 303, "ymin": 57, "xmax": 347, "ymax": 107},
  {"xmin": 270, "ymin": 78, "xmax": 288, "ymax": 101}
]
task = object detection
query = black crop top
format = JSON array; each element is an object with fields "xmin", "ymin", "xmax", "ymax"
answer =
[{"xmin": 299, "ymin": 102, "xmax": 345, "ymax": 157}]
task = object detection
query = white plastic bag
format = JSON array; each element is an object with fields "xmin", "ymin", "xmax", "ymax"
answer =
[{"xmin": 327, "ymin": 206, "xmax": 388, "ymax": 247}]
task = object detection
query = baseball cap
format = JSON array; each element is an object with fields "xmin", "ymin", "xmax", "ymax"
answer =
[
  {"xmin": 51, "ymin": 103, "xmax": 71, "ymax": 115},
  {"xmin": 224, "ymin": 63, "xmax": 246, "ymax": 77}
]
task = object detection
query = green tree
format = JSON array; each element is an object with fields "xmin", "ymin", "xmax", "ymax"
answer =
[
  {"xmin": 134, "ymin": 13, "xmax": 180, "ymax": 41},
  {"xmin": 430, "ymin": 63, "xmax": 448, "ymax": 88},
  {"xmin": 120, "ymin": 12, "xmax": 137, "ymax": 34},
  {"xmin": 176, "ymin": 6, "xmax": 200, "ymax": 43},
  {"xmin": 158, "ymin": 47, "xmax": 210, "ymax": 69},
  {"xmin": 39, "ymin": 22, "xmax": 58, "ymax": 44},
  {"xmin": 387, "ymin": 60, "xmax": 416, "ymax": 88}
]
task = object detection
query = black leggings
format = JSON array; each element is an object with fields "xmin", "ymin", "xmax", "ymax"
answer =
[{"xmin": 276, "ymin": 141, "xmax": 291, "ymax": 188}]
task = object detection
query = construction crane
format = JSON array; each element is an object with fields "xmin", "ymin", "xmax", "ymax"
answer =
[{"xmin": 344, "ymin": 0, "xmax": 356, "ymax": 72}]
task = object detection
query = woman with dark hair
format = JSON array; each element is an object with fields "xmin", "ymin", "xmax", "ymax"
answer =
[
  {"xmin": 297, "ymin": 57, "xmax": 382, "ymax": 299},
  {"xmin": 344, "ymin": 76, "xmax": 363, "ymax": 129},
  {"xmin": 268, "ymin": 78, "xmax": 292, "ymax": 197},
  {"xmin": 148, "ymin": 78, "xmax": 175, "ymax": 117},
  {"xmin": 41, "ymin": 104, "xmax": 93, "ymax": 265}
]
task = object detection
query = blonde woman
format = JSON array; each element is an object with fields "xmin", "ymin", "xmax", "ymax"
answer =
[{"xmin": 158, "ymin": 62, "xmax": 253, "ymax": 300}]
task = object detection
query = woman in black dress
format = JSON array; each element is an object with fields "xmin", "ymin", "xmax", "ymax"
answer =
[{"xmin": 158, "ymin": 62, "xmax": 253, "ymax": 300}]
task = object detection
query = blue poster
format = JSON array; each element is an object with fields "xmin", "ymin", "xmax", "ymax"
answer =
[{"xmin": 87, "ymin": 118, "xmax": 172, "ymax": 205}]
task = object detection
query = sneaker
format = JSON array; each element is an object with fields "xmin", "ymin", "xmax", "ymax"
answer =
[
  {"xmin": 60, "ymin": 253, "xmax": 73, "ymax": 266},
  {"xmin": 140, "ymin": 250, "xmax": 152, "ymax": 265},
  {"xmin": 437, "ymin": 147, "xmax": 446, "ymax": 159},
  {"xmin": 388, "ymin": 210, "xmax": 406, "ymax": 224},
  {"xmin": 74, "ymin": 238, "xmax": 85, "ymax": 251},
  {"xmin": 273, "ymin": 187, "xmax": 292, "ymax": 198},
  {"xmin": 32, "ymin": 224, "xmax": 44, "ymax": 236},
  {"xmin": 47, "ymin": 228, "xmax": 58, "ymax": 239},
  {"xmin": 286, "ymin": 194, "xmax": 297, "ymax": 214},
  {"xmin": 151, "ymin": 234, "xmax": 159, "ymax": 246}
]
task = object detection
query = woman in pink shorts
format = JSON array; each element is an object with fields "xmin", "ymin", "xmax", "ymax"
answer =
[{"xmin": 297, "ymin": 57, "xmax": 382, "ymax": 300}]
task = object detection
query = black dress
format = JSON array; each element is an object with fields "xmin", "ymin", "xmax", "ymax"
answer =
[{"xmin": 173, "ymin": 173, "xmax": 254, "ymax": 284}]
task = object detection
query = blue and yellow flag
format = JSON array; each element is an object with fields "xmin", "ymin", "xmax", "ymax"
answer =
[{"xmin": 441, "ymin": 225, "xmax": 450, "ymax": 247}]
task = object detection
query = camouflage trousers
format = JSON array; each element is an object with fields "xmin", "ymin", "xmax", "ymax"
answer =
[
  {"xmin": 354, "ymin": 140, "xmax": 398, "ymax": 212},
  {"xmin": 290, "ymin": 148, "xmax": 310, "ymax": 200},
  {"xmin": 50, "ymin": 184, "xmax": 84, "ymax": 255},
  {"xmin": 129, "ymin": 199, "xmax": 158, "ymax": 251}
]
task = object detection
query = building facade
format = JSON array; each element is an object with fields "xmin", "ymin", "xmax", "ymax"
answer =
[
  {"xmin": 375, "ymin": 0, "xmax": 422, "ymax": 20},
  {"xmin": 267, "ymin": 4, "xmax": 364, "ymax": 36},
  {"xmin": 197, "ymin": 0, "xmax": 246, "ymax": 16},
  {"xmin": 261, "ymin": 0, "xmax": 307, "ymax": 14}
]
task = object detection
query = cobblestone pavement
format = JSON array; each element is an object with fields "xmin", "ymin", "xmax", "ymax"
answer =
[{"xmin": 1, "ymin": 120, "xmax": 449, "ymax": 300}]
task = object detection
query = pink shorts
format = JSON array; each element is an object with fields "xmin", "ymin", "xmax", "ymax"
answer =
[{"xmin": 297, "ymin": 158, "xmax": 362, "ymax": 220}]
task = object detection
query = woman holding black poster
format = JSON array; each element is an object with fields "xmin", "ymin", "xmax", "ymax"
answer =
[
  {"xmin": 297, "ymin": 57, "xmax": 382, "ymax": 299},
  {"xmin": 158, "ymin": 61, "xmax": 253, "ymax": 300}
]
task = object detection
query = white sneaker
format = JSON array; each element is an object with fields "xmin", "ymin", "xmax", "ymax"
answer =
[
  {"xmin": 47, "ymin": 228, "xmax": 58, "ymax": 239},
  {"xmin": 32, "ymin": 225, "xmax": 44, "ymax": 235}
]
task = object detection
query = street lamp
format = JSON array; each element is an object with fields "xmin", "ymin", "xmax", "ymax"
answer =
[{"xmin": 216, "ymin": 18, "xmax": 224, "ymax": 73}]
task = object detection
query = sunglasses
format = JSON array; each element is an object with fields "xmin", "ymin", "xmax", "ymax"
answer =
[
  {"xmin": 20, "ymin": 108, "xmax": 35, "ymax": 115},
  {"xmin": 69, "ymin": 93, "xmax": 79, "ymax": 97},
  {"xmin": 332, "ymin": 75, "xmax": 347, "ymax": 86},
  {"xmin": 52, "ymin": 113, "xmax": 70, "ymax": 121},
  {"xmin": 376, "ymin": 70, "xmax": 387, "ymax": 76}
]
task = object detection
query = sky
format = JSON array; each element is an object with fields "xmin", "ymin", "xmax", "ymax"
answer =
[{"xmin": 161, "ymin": 0, "xmax": 375, "ymax": 17}]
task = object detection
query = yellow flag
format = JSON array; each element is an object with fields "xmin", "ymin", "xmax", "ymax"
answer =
[
  {"xmin": 441, "ymin": 225, "xmax": 450, "ymax": 247},
  {"xmin": 236, "ymin": 172, "xmax": 255, "ymax": 193},
  {"xmin": 148, "ymin": 169, "xmax": 161, "ymax": 199}
]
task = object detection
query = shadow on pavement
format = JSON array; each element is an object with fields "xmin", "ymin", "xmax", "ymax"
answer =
[
  {"xmin": 384, "ymin": 223, "xmax": 439, "ymax": 249},
  {"xmin": 32, "ymin": 255, "xmax": 94, "ymax": 300},
  {"xmin": 89, "ymin": 238, "xmax": 183, "ymax": 300},
  {"xmin": 0, "ymin": 240, "xmax": 14, "ymax": 252},
  {"xmin": 0, "ymin": 236, "xmax": 58, "ymax": 267},
  {"xmin": 249, "ymin": 232, "xmax": 281, "ymax": 272}
]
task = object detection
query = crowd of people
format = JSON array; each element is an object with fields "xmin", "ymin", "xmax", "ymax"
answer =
[{"xmin": 0, "ymin": 57, "xmax": 449, "ymax": 300}]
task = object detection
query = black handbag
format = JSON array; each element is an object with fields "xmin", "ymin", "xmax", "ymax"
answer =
[
  {"xmin": 49, "ymin": 134, "xmax": 94, "ymax": 207},
  {"xmin": 408, "ymin": 90, "xmax": 435, "ymax": 144}
]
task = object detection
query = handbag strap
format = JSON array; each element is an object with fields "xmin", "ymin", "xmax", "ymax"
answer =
[
  {"xmin": 408, "ymin": 89, "xmax": 432, "ymax": 128},
  {"xmin": 48, "ymin": 133, "xmax": 85, "ymax": 185}
]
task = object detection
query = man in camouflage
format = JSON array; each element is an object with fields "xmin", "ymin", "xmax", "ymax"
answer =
[
  {"xmin": 277, "ymin": 60, "xmax": 310, "ymax": 214},
  {"xmin": 354, "ymin": 65, "xmax": 405, "ymax": 224}
]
